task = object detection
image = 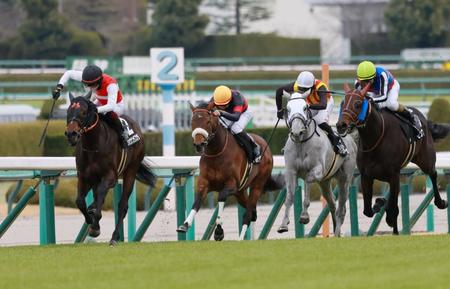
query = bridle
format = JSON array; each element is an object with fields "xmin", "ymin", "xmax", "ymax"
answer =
[
  {"xmin": 192, "ymin": 108, "xmax": 218, "ymax": 146},
  {"xmin": 341, "ymin": 90, "xmax": 385, "ymax": 152},
  {"xmin": 287, "ymin": 109, "xmax": 319, "ymax": 144}
]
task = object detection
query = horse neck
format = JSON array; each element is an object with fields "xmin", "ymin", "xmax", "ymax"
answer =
[
  {"xmin": 205, "ymin": 123, "xmax": 228, "ymax": 155},
  {"xmin": 80, "ymin": 117, "xmax": 103, "ymax": 150},
  {"xmin": 357, "ymin": 105, "xmax": 384, "ymax": 150}
]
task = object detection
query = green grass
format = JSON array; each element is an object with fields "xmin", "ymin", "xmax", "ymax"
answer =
[{"xmin": 0, "ymin": 235, "xmax": 449, "ymax": 289}]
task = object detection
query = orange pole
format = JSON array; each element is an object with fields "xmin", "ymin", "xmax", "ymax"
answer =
[{"xmin": 321, "ymin": 63, "xmax": 331, "ymax": 237}]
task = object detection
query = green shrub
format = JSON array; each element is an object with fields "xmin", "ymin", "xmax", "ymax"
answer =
[{"xmin": 427, "ymin": 98, "xmax": 450, "ymax": 151}]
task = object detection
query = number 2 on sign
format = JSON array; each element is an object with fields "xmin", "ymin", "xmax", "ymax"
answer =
[{"xmin": 157, "ymin": 51, "xmax": 178, "ymax": 81}]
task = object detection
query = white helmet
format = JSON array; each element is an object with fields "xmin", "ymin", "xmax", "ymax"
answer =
[{"xmin": 296, "ymin": 71, "xmax": 315, "ymax": 88}]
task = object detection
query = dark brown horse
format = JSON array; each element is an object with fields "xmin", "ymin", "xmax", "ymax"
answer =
[
  {"xmin": 176, "ymin": 102, "xmax": 284, "ymax": 240},
  {"xmin": 65, "ymin": 91, "xmax": 156, "ymax": 245},
  {"xmin": 336, "ymin": 84, "xmax": 449, "ymax": 234}
]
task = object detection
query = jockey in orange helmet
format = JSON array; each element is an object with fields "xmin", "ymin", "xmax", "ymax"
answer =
[
  {"xmin": 210, "ymin": 85, "xmax": 261, "ymax": 164},
  {"xmin": 52, "ymin": 65, "xmax": 129, "ymax": 147}
]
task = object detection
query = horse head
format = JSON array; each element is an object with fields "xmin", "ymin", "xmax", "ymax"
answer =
[
  {"xmin": 286, "ymin": 93, "xmax": 311, "ymax": 143},
  {"xmin": 190, "ymin": 101, "xmax": 219, "ymax": 154},
  {"xmin": 336, "ymin": 83, "xmax": 371, "ymax": 135},
  {"xmin": 65, "ymin": 91, "xmax": 98, "ymax": 146}
]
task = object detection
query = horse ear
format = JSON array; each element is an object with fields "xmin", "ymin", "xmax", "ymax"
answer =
[
  {"xmin": 206, "ymin": 102, "xmax": 215, "ymax": 111},
  {"xmin": 69, "ymin": 92, "xmax": 74, "ymax": 103},
  {"xmin": 189, "ymin": 102, "xmax": 195, "ymax": 111},
  {"xmin": 343, "ymin": 83, "xmax": 350, "ymax": 93},
  {"xmin": 85, "ymin": 90, "xmax": 92, "ymax": 100},
  {"xmin": 360, "ymin": 83, "xmax": 371, "ymax": 97}
]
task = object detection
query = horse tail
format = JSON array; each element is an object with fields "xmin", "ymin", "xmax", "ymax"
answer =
[
  {"xmin": 427, "ymin": 120, "xmax": 450, "ymax": 141},
  {"xmin": 263, "ymin": 173, "xmax": 285, "ymax": 192},
  {"xmin": 136, "ymin": 157, "xmax": 157, "ymax": 187}
]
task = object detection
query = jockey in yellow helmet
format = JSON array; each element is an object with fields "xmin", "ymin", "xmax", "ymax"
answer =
[
  {"xmin": 211, "ymin": 85, "xmax": 261, "ymax": 164},
  {"xmin": 356, "ymin": 61, "xmax": 424, "ymax": 139}
]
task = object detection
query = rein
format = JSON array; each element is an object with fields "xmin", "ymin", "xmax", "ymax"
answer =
[{"xmin": 359, "ymin": 108, "xmax": 385, "ymax": 153}]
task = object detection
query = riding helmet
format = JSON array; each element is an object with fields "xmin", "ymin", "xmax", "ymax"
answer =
[
  {"xmin": 357, "ymin": 61, "xmax": 376, "ymax": 80},
  {"xmin": 296, "ymin": 71, "xmax": 315, "ymax": 88},
  {"xmin": 82, "ymin": 65, "xmax": 103, "ymax": 86},
  {"xmin": 213, "ymin": 85, "xmax": 232, "ymax": 105}
]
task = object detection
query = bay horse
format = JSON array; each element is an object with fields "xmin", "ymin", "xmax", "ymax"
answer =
[
  {"xmin": 278, "ymin": 93, "xmax": 357, "ymax": 236},
  {"xmin": 336, "ymin": 84, "xmax": 449, "ymax": 234},
  {"xmin": 65, "ymin": 91, "xmax": 156, "ymax": 245},
  {"xmin": 176, "ymin": 102, "xmax": 284, "ymax": 240}
]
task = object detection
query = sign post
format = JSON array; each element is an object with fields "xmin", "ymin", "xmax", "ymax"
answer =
[{"xmin": 151, "ymin": 48, "xmax": 184, "ymax": 210}]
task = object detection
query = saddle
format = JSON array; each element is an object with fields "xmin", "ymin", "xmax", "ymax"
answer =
[
  {"xmin": 390, "ymin": 111, "xmax": 416, "ymax": 144},
  {"xmin": 119, "ymin": 117, "xmax": 141, "ymax": 146}
]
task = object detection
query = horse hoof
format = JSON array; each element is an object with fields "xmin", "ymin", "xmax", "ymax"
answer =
[
  {"xmin": 277, "ymin": 226, "xmax": 288, "ymax": 234},
  {"xmin": 214, "ymin": 225, "xmax": 224, "ymax": 241},
  {"xmin": 88, "ymin": 227, "xmax": 100, "ymax": 238},
  {"xmin": 176, "ymin": 222, "xmax": 189, "ymax": 233},
  {"xmin": 109, "ymin": 239, "xmax": 118, "ymax": 247},
  {"xmin": 373, "ymin": 198, "xmax": 386, "ymax": 213},
  {"xmin": 300, "ymin": 216, "xmax": 310, "ymax": 224},
  {"xmin": 435, "ymin": 199, "xmax": 448, "ymax": 210}
]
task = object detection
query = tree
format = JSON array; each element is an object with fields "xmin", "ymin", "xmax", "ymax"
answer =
[
  {"xmin": 8, "ymin": 0, "xmax": 105, "ymax": 59},
  {"xmin": 150, "ymin": 0, "xmax": 209, "ymax": 50},
  {"xmin": 205, "ymin": 0, "xmax": 272, "ymax": 34},
  {"xmin": 385, "ymin": 0, "xmax": 450, "ymax": 48}
]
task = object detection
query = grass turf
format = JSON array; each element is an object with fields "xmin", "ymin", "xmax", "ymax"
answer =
[{"xmin": 0, "ymin": 235, "xmax": 449, "ymax": 289}]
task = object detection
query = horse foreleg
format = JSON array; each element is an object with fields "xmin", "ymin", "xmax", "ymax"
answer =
[
  {"xmin": 278, "ymin": 169, "xmax": 295, "ymax": 233},
  {"xmin": 90, "ymin": 173, "xmax": 115, "ymax": 238},
  {"xmin": 319, "ymin": 180, "xmax": 337, "ymax": 234},
  {"xmin": 110, "ymin": 173, "xmax": 136, "ymax": 246},
  {"xmin": 75, "ymin": 179, "xmax": 92, "ymax": 225},
  {"xmin": 213, "ymin": 187, "xmax": 234, "ymax": 241},
  {"xmin": 177, "ymin": 178, "xmax": 209, "ymax": 233},
  {"xmin": 361, "ymin": 175, "xmax": 375, "ymax": 217},
  {"xmin": 300, "ymin": 182, "xmax": 311, "ymax": 224},
  {"xmin": 386, "ymin": 177, "xmax": 400, "ymax": 235}
]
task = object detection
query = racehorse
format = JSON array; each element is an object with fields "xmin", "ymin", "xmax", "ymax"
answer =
[
  {"xmin": 176, "ymin": 102, "xmax": 284, "ymax": 240},
  {"xmin": 65, "ymin": 91, "xmax": 156, "ymax": 245},
  {"xmin": 278, "ymin": 93, "xmax": 357, "ymax": 236},
  {"xmin": 336, "ymin": 84, "xmax": 449, "ymax": 234}
]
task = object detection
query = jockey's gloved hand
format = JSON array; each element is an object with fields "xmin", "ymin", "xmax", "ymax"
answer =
[
  {"xmin": 277, "ymin": 109, "xmax": 284, "ymax": 119},
  {"xmin": 52, "ymin": 84, "xmax": 64, "ymax": 100}
]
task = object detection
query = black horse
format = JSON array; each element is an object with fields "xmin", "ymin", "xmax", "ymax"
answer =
[
  {"xmin": 336, "ymin": 84, "xmax": 449, "ymax": 234},
  {"xmin": 65, "ymin": 91, "xmax": 156, "ymax": 245}
]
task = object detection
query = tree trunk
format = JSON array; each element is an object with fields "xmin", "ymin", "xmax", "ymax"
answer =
[{"xmin": 235, "ymin": 0, "xmax": 241, "ymax": 35}]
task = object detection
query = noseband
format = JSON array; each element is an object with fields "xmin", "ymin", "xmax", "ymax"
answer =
[
  {"xmin": 68, "ymin": 113, "xmax": 99, "ymax": 136},
  {"xmin": 287, "ymin": 112, "xmax": 318, "ymax": 143}
]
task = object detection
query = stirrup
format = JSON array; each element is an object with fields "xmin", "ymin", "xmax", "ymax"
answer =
[{"xmin": 252, "ymin": 145, "xmax": 261, "ymax": 164}]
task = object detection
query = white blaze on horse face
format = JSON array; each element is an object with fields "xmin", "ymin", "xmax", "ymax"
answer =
[{"xmin": 192, "ymin": 127, "xmax": 209, "ymax": 142}]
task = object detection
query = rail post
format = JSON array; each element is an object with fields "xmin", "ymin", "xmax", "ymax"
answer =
[
  {"xmin": 113, "ymin": 182, "xmax": 124, "ymax": 242},
  {"xmin": 349, "ymin": 185, "xmax": 359, "ymax": 236},
  {"xmin": 294, "ymin": 180, "xmax": 304, "ymax": 238},
  {"xmin": 39, "ymin": 173, "xmax": 56, "ymax": 245},
  {"xmin": 400, "ymin": 184, "xmax": 410, "ymax": 235}
]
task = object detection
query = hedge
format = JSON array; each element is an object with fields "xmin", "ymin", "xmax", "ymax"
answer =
[{"xmin": 188, "ymin": 34, "xmax": 320, "ymax": 58}]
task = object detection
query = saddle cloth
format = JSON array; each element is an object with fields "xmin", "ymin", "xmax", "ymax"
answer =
[{"xmin": 119, "ymin": 117, "xmax": 141, "ymax": 146}]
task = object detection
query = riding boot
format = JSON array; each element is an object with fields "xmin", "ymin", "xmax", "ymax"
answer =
[
  {"xmin": 318, "ymin": 122, "xmax": 348, "ymax": 156},
  {"xmin": 103, "ymin": 112, "xmax": 128, "ymax": 148},
  {"xmin": 397, "ymin": 104, "xmax": 424, "ymax": 140},
  {"xmin": 234, "ymin": 132, "xmax": 261, "ymax": 164}
]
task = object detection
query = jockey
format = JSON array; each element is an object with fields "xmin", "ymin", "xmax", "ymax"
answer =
[
  {"xmin": 210, "ymin": 85, "xmax": 261, "ymax": 164},
  {"xmin": 275, "ymin": 71, "xmax": 348, "ymax": 156},
  {"xmin": 52, "ymin": 65, "xmax": 129, "ymax": 147},
  {"xmin": 356, "ymin": 60, "xmax": 424, "ymax": 139}
]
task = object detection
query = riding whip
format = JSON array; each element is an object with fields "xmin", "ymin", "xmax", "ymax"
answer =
[
  {"xmin": 261, "ymin": 117, "xmax": 281, "ymax": 157},
  {"xmin": 38, "ymin": 98, "xmax": 57, "ymax": 147}
]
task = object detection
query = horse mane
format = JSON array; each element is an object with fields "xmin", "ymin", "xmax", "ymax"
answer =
[{"xmin": 72, "ymin": 96, "xmax": 98, "ymax": 114}]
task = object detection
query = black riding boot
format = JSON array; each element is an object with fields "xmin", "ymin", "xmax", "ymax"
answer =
[
  {"xmin": 103, "ymin": 112, "xmax": 128, "ymax": 148},
  {"xmin": 318, "ymin": 122, "xmax": 348, "ymax": 156},
  {"xmin": 234, "ymin": 132, "xmax": 261, "ymax": 164},
  {"xmin": 398, "ymin": 106, "xmax": 424, "ymax": 140}
]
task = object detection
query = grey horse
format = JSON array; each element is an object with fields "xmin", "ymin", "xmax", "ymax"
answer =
[{"xmin": 278, "ymin": 93, "xmax": 357, "ymax": 236}]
